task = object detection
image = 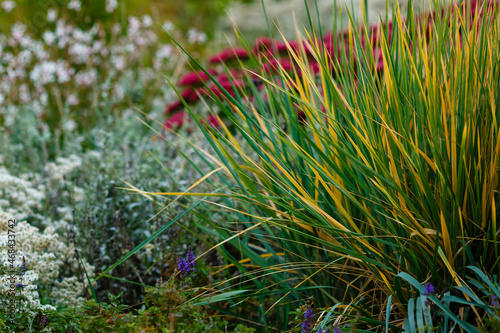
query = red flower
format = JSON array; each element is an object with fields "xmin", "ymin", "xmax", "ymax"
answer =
[
  {"xmin": 265, "ymin": 40, "xmax": 313, "ymax": 57},
  {"xmin": 216, "ymin": 69, "xmax": 246, "ymax": 82},
  {"xmin": 367, "ymin": 24, "xmax": 382, "ymax": 45},
  {"xmin": 309, "ymin": 62, "xmax": 320, "ymax": 75},
  {"xmin": 189, "ymin": 88, "xmax": 203, "ymax": 102},
  {"xmin": 178, "ymin": 69, "xmax": 218, "ymax": 86},
  {"xmin": 165, "ymin": 89, "xmax": 201, "ymax": 114},
  {"xmin": 262, "ymin": 58, "xmax": 293, "ymax": 74},
  {"xmin": 276, "ymin": 40, "xmax": 302, "ymax": 52},
  {"xmin": 180, "ymin": 88, "xmax": 195, "ymax": 100},
  {"xmin": 203, "ymin": 80, "xmax": 245, "ymax": 98},
  {"xmin": 205, "ymin": 114, "xmax": 222, "ymax": 128},
  {"xmin": 322, "ymin": 32, "xmax": 335, "ymax": 45},
  {"xmin": 373, "ymin": 48, "xmax": 384, "ymax": 72},
  {"xmin": 164, "ymin": 111, "xmax": 186, "ymax": 129},
  {"xmin": 165, "ymin": 100, "xmax": 183, "ymax": 114},
  {"xmin": 209, "ymin": 48, "xmax": 250, "ymax": 64},
  {"xmin": 253, "ymin": 37, "xmax": 274, "ymax": 52}
]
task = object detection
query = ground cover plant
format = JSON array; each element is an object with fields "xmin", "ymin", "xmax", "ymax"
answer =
[{"xmin": 140, "ymin": 0, "xmax": 500, "ymax": 331}]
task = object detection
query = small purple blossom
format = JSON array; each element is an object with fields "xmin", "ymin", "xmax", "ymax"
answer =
[
  {"xmin": 17, "ymin": 283, "xmax": 24, "ymax": 289},
  {"xmin": 19, "ymin": 260, "xmax": 27, "ymax": 276},
  {"xmin": 302, "ymin": 306, "xmax": 314, "ymax": 333},
  {"xmin": 177, "ymin": 247, "xmax": 196, "ymax": 278},
  {"xmin": 333, "ymin": 323, "xmax": 341, "ymax": 333},
  {"xmin": 318, "ymin": 328, "xmax": 330, "ymax": 333},
  {"xmin": 491, "ymin": 295, "xmax": 498, "ymax": 308},
  {"xmin": 40, "ymin": 315, "xmax": 48, "ymax": 326},
  {"xmin": 423, "ymin": 282, "xmax": 434, "ymax": 296}
]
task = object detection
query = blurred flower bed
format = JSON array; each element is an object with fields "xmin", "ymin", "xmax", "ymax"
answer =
[
  {"xmin": 0, "ymin": 0, "xmax": 254, "ymax": 331},
  {"xmin": 165, "ymin": 0, "xmax": 496, "ymax": 129},
  {"xmin": 0, "ymin": 3, "xmax": 190, "ymax": 133}
]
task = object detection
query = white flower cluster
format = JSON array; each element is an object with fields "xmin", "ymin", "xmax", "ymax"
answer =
[
  {"xmin": 0, "ymin": 158, "xmax": 95, "ymax": 313},
  {"xmin": 44, "ymin": 154, "xmax": 82, "ymax": 190},
  {"xmin": 0, "ymin": 210, "xmax": 95, "ymax": 313},
  {"xmin": 106, "ymin": 0, "xmax": 118, "ymax": 13},
  {"xmin": 1, "ymin": 0, "xmax": 15, "ymax": 13},
  {"xmin": 0, "ymin": 167, "xmax": 45, "ymax": 220},
  {"xmin": 0, "ymin": 9, "xmax": 178, "ymax": 121},
  {"xmin": 67, "ymin": 0, "xmax": 81, "ymax": 12},
  {"xmin": 0, "ymin": 269, "xmax": 56, "ymax": 315},
  {"xmin": 188, "ymin": 28, "xmax": 208, "ymax": 45}
]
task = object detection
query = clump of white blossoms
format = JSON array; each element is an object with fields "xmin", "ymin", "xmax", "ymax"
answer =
[
  {"xmin": 0, "ymin": 166, "xmax": 45, "ymax": 221},
  {"xmin": 0, "ymin": 210, "xmax": 95, "ymax": 312},
  {"xmin": 44, "ymin": 154, "xmax": 82, "ymax": 190},
  {"xmin": 0, "ymin": 9, "xmax": 179, "ymax": 129},
  {"xmin": 0, "ymin": 161, "xmax": 95, "ymax": 313}
]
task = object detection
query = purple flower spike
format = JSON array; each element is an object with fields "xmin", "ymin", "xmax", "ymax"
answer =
[
  {"xmin": 302, "ymin": 306, "xmax": 314, "ymax": 333},
  {"xmin": 177, "ymin": 247, "xmax": 196, "ymax": 278},
  {"xmin": 17, "ymin": 283, "xmax": 24, "ymax": 289},
  {"xmin": 491, "ymin": 295, "xmax": 498, "ymax": 308},
  {"xmin": 318, "ymin": 328, "xmax": 330, "ymax": 333},
  {"xmin": 424, "ymin": 282, "xmax": 434, "ymax": 296},
  {"xmin": 333, "ymin": 323, "xmax": 341, "ymax": 333}
]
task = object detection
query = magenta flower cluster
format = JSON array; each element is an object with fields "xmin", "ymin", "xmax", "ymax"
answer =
[{"xmin": 164, "ymin": 0, "xmax": 498, "ymax": 131}]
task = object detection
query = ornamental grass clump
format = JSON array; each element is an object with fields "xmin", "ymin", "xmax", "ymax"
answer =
[{"xmin": 154, "ymin": 0, "xmax": 500, "ymax": 330}]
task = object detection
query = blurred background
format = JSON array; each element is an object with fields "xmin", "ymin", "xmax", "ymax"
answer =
[{"xmin": 0, "ymin": 0, "xmax": 418, "ymax": 52}]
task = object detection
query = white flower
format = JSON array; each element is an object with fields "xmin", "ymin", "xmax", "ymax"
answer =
[
  {"xmin": 1, "ymin": 0, "xmax": 15, "ymax": 13},
  {"xmin": 74, "ymin": 68, "xmax": 98, "ymax": 86},
  {"xmin": 111, "ymin": 55, "xmax": 126, "ymax": 71},
  {"xmin": 11, "ymin": 23, "xmax": 26, "ymax": 42},
  {"xmin": 55, "ymin": 61, "xmax": 74, "ymax": 84},
  {"xmin": 44, "ymin": 154, "xmax": 82, "ymax": 189},
  {"xmin": 73, "ymin": 186, "xmax": 84, "ymax": 202},
  {"xmin": 112, "ymin": 23, "xmax": 121, "ymax": 35},
  {"xmin": 156, "ymin": 44, "xmax": 172, "ymax": 61},
  {"xmin": 68, "ymin": 43, "xmax": 92, "ymax": 64},
  {"xmin": 62, "ymin": 120, "xmax": 77, "ymax": 132},
  {"xmin": 40, "ymin": 91, "xmax": 48, "ymax": 105},
  {"xmin": 162, "ymin": 20, "xmax": 174, "ymax": 31},
  {"xmin": 142, "ymin": 15, "xmax": 153, "ymax": 28},
  {"xmin": 67, "ymin": 0, "xmax": 81, "ymax": 11},
  {"xmin": 30, "ymin": 61, "xmax": 57, "ymax": 85},
  {"xmin": 55, "ymin": 20, "xmax": 69, "ymax": 38},
  {"xmin": 128, "ymin": 16, "xmax": 141, "ymax": 36},
  {"xmin": 42, "ymin": 31, "xmax": 57, "ymax": 46},
  {"xmin": 188, "ymin": 28, "xmax": 207, "ymax": 45},
  {"xmin": 106, "ymin": 0, "xmax": 118, "ymax": 13},
  {"xmin": 47, "ymin": 9, "xmax": 57, "ymax": 22},
  {"xmin": 19, "ymin": 84, "xmax": 30, "ymax": 103},
  {"xmin": 0, "ymin": 93, "xmax": 4, "ymax": 105},
  {"xmin": 66, "ymin": 94, "xmax": 79, "ymax": 106}
]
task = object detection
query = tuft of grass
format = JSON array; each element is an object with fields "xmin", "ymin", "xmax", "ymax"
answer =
[{"xmin": 151, "ymin": 0, "xmax": 500, "ymax": 330}]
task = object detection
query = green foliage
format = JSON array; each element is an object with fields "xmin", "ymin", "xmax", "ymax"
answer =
[
  {"xmin": 159, "ymin": 0, "xmax": 500, "ymax": 330},
  {"xmin": 0, "ymin": 280, "xmax": 256, "ymax": 332},
  {"xmin": 479, "ymin": 316, "xmax": 500, "ymax": 333}
]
